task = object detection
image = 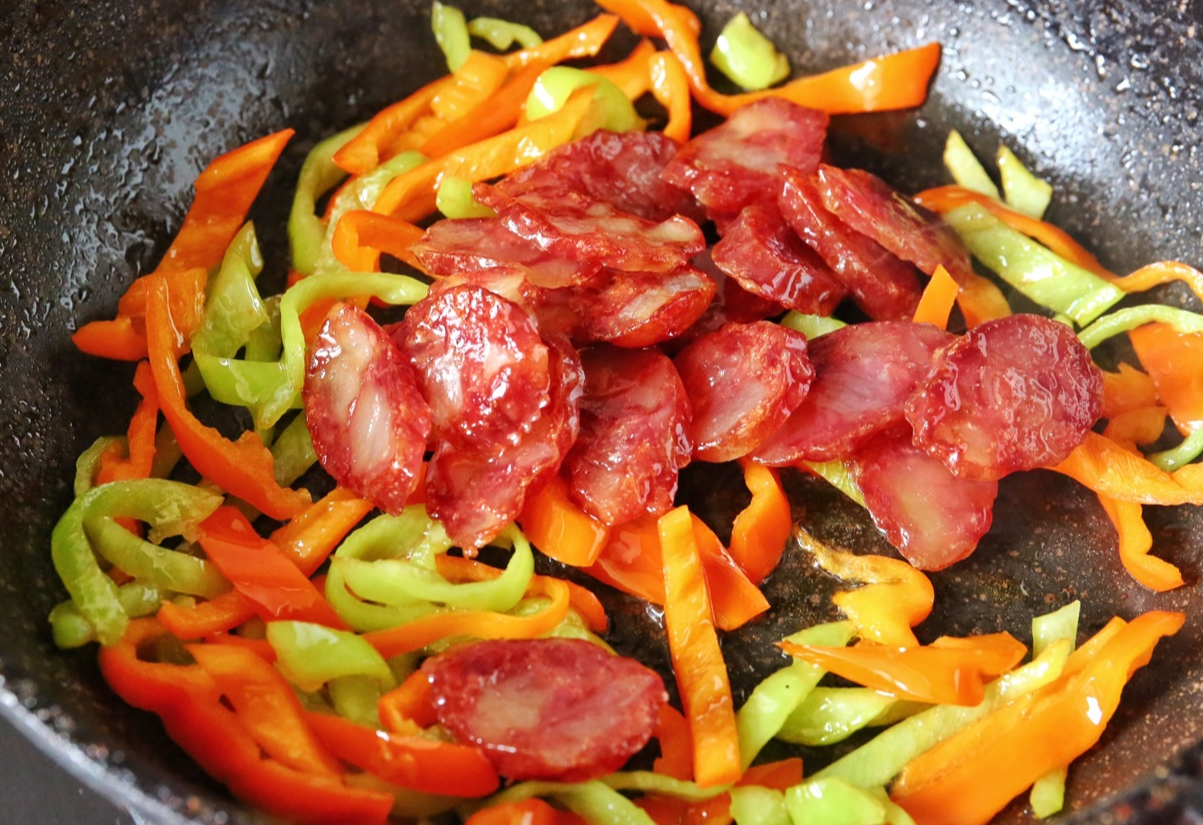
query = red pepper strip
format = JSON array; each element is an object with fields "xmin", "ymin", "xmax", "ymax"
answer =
[
  {"xmin": 518, "ymin": 475, "xmax": 611, "ymax": 568},
  {"xmin": 304, "ymin": 710, "xmax": 500, "ymax": 797},
  {"xmin": 205, "ymin": 632, "xmax": 278, "ymax": 662},
  {"xmin": 188, "ymin": 642, "xmax": 343, "ymax": 776},
  {"xmin": 911, "ymin": 265, "xmax": 959, "ymax": 330},
  {"xmin": 363, "ymin": 578, "xmax": 571, "ymax": 659},
  {"xmin": 891, "ymin": 611, "xmax": 1185, "ymax": 825},
  {"xmin": 589, "ymin": 39, "xmax": 657, "ymax": 100},
  {"xmin": 127, "ymin": 361, "xmax": 160, "ymax": 477},
  {"xmin": 728, "ymin": 461, "xmax": 792, "ymax": 585},
  {"xmin": 467, "ymin": 799, "xmax": 590, "ymax": 825},
  {"xmin": 1103, "ymin": 406, "xmax": 1168, "ymax": 452},
  {"xmin": 1102, "ymin": 363, "xmax": 1159, "ymax": 420},
  {"xmin": 653, "ymin": 704, "xmax": 694, "ymax": 780},
  {"xmin": 144, "ymin": 276, "xmax": 311, "ymax": 520},
  {"xmin": 98, "ymin": 620, "xmax": 394, "ymax": 825},
  {"xmin": 270, "ymin": 488, "xmax": 375, "ymax": 578},
  {"xmin": 435, "ymin": 554, "xmax": 609, "ymax": 634},
  {"xmin": 331, "ymin": 209, "xmax": 429, "ymax": 275},
  {"xmin": 418, "ymin": 59, "xmax": 552, "ymax": 158},
  {"xmin": 379, "ymin": 669, "xmax": 438, "ymax": 733},
  {"xmin": 779, "ymin": 632, "xmax": 1028, "ymax": 707},
  {"xmin": 333, "ymin": 76, "xmax": 451, "ymax": 175},
  {"xmin": 659, "ymin": 505, "xmax": 742, "ymax": 788},
  {"xmin": 596, "ymin": 0, "xmax": 938, "ymax": 116},
  {"xmin": 373, "ymin": 85, "xmax": 595, "ymax": 221},
  {"xmin": 1097, "ymin": 494, "xmax": 1184, "ymax": 592},
  {"xmin": 158, "ymin": 589, "xmax": 258, "ymax": 639},
  {"xmin": 743, "ymin": 757, "xmax": 805, "ymax": 790},
  {"xmin": 1129, "ymin": 321, "xmax": 1203, "ymax": 434},
  {"xmin": 117, "ymin": 267, "xmax": 210, "ymax": 353},
  {"xmin": 71, "ymin": 316, "xmax": 149, "ymax": 361},
  {"xmin": 1054, "ymin": 431, "xmax": 1203, "ymax": 506},
  {"xmin": 198, "ymin": 506, "xmax": 347, "ymax": 629},
  {"xmin": 1106, "ymin": 260, "xmax": 1203, "ymax": 303},
  {"xmin": 914, "ymin": 185, "xmax": 1115, "ymax": 278},
  {"xmin": 502, "ymin": 14, "xmax": 620, "ymax": 70},
  {"xmin": 648, "ymin": 52, "xmax": 692, "ymax": 144}
]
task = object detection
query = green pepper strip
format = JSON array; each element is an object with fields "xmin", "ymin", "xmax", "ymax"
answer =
[
  {"xmin": 776, "ymin": 687, "xmax": 924, "ymax": 747},
  {"xmin": 780, "ymin": 312, "xmax": 845, "ymax": 340},
  {"xmin": 784, "ymin": 777, "xmax": 890, "ymax": 825},
  {"xmin": 601, "ymin": 772, "xmax": 725, "ymax": 801},
  {"xmin": 467, "ymin": 16, "xmax": 543, "ymax": 50},
  {"xmin": 1028, "ymin": 600, "xmax": 1080, "ymax": 819},
  {"xmin": 245, "ymin": 295, "xmax": 283, "ymax": 363},
  {"xmin": 289, "ymin": 123, "xmax": 364, "ymax": 277},
  {"xmin": 997, "ymin": 145, "xmax": 1052, "ymax": 220},
  {"xmin": 1078, "ymin": 304, "xmax": 1203, "ymax": 351},
  {"xmin": 944, "ymin": 203, "xmax": 1124, "ymax": 326},
  {"xmin": 800, "ymin": 460, "xmax": 865, "ymax": 508},
  {"xmin": 432, "ymin": 1, "xmax": 472, "ymax": 72},
  {"xmin": 736, "ymin": 621, "xmax": 855, "ymax": 769},
  {"xmin": 74, "ymin": 436, "xmax": 125, "ymax": 496},
  {"xmin": 49, "ymin": 582, "xmax": 163, "ymax": 649},
  {"xmin": 486, "ymin": 780, "xmax": 657, "ymax": 825},
  {"xmin": 943, "ymin": 130, "xmax": 999, "ymax": 199},
  {"xmin": 51, "ymin": 501, "xmax": 128, "ymax": 647},
  {"xmin": 1149, "ymin": 428, "xmax": 1203, "ymax": 472},
  {"xmin": 266, "ymin": 620, "xmax": 397, "ymax": 693},
  {"xmin": 328, "ymin": 675, "xmax": 386, "ymax": 728},
  {"xmin": 82, "ymin": 480, "xmax": 228, "ymax": 598},
  {"xmin": 270, "ymin": 414, "xmax": 318, "ymax": 487},
  {"xmin": 325, "ymin": 563, "xmax": 438, "ymax": 633},
  {"xmin": 730, "ymin": 786, "xmax": 790, "ymax": 825},
  {"xmin": 191, "ymin": 222, "xmax": 267, "ymax": 358},
  {"xmin": 710, "ymin": 11, "xmax": 791, "ymax": 92}
]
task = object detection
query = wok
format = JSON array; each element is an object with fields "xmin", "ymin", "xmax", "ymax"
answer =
[{"xmin": 1, "ymin": 0, "xmax": 1202, "ymax": 822}]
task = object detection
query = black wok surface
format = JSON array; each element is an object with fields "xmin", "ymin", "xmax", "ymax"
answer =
[{"xmin": 2, "ymin": 1, "xmax": 1202, "ymax": 823}]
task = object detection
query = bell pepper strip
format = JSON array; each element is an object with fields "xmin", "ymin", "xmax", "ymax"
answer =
[
  {"xmin": 51, "ymin": 499, "xmax": 129, "ymax": 646},
  {"xmin": 1102, "ymin": 363, "xmax": 1161, "ymax": 419},
  {"xmin": 728, "ymin": 786, "xmax": 789, "ymax": 825},
  {"xmin": 305, "ymin": 710, "xmax": 501, "ymax": 797},
  {"xmin": 728, "ymin": 461, "xmax": 792, "ymax": 585},
  {"xmin": 373, "ymin": 85, "xmax": 595, "ymax": 220},
  {"xmin": 596, "ymin": 0, "xmax": 939, "ymax": 116},
  {"xmin": 266, "ymin": 620, "xmax": 396, "ymax": 692},
  {"xmin": 780, "ymin": 311, "xmax": 846, "ymax": 339},
  {"xmin": 736, "ymin": 621, "xmax": 855, "ymax": 770},
  {"xmin": 191, "ymin": 222, "xmax": 268, "ymax": 357},
  {"xmin": 502, "ymin": 14, "xmax": 619, "ymax": 69},
  {"xmin": 430, "ymin": 50, "xmax": 511, "ymax": 121},
  {"xmin": 653, "ymin": 704, "xmax": 694, "ymax": 781},
  {"xmin": 432, "ymin": 1, "xmax": 472, "ymax": 71},
  {"xmin": 331, "ymin": 209, "xmax": 429, "ymax": 274},
  {"xmin": 158, "ymin": 589, "xmax": 258, "ymax": 640},
  {"xmin": 1079, "ymin": 304, "xmax": 1203, "ymax": 351},
  {"xmin": 198, "ymin": 506, "xmax": 347, "ymax": 628},
  {"xmin": 648, "ymin": 52, "xmax": 692, "ymax": 144},
  {"xmin": 144, "ymin": 276, "xmax": 312, "ymax": 519},
  {"xmin": 468, "ymin": 16, "xmax": 544, "ymax": 51},
  {"xmin": 779, "ymin": 632, "xmax": 1027, "ymax": 707},
  {"xmin": 799, "ymin": 459, "xmax": 866, "ymax": 507},
  {"xmin": 1027, "ymin": 602, "xmax": 1080, "ymax": 818},
  {"xmin": 1129, "ymin": 321, "xmax": 1203, "ymax": 434},
  {"xmin": 269, "ymin": 487, "xmax": 375, "ymax": 577},
  {"xmin": 777, "ymin": 686, "xmax": 922, "ymax": 747},
  {"xmin": 795, "ymin": 528, "xmax": 934, "ymax": 649},
  {"xmin": 326, "ymin": 562, "xmax": 440, "ymax": 633},
  {"xmin": 690, "ymin": 516, "xmax": 770, "ymax": 630},
  {"xmin": 1103, "ymin": 406, "xmax": 1167, "ymax": 452},
  {"xmin": 1097, "ymin": 494, "xmax": 1184, "ymax": 592},
  {"xmin": 911, "ymin": 265, "xmax": 959, "ymax": 330},
  {"xmin": 272, "ymin": 412, "xmax": 320, "ymax": 486},
  {"xmin": 70, "ymin": 316, "xmax": 149, "ymax": 361},
  {"xmin": 526, "ymin": 66, "xmax": 646, "ymax": 135},
  {"xmin": 952, "ymin": 271, "xmax": 1014, "ymax": 328},
  {"xmin": 50, "ymin": 581, "xmax": 163, "ymax": 649},
  {"xmin": 84, "ymin": 438, "xmax": 129, "ymax": 491},
  {"xmin": 996, "ymin": 145, "xmax": 1053, "ymax": 220},
  {"xmin": 940, "ymin": 130, "xmax": 999, "ymax": 197},
  {"xmin": 363, "ymin": 577, "xmax": 572, "ymax": 659},
  {"xmin": 1105, "ymin": 259, "xmax": 1203, "ymax": 304},
  {"xmin": 419, "ymin": 59, "xmax": 553, "ymax": 158},
  {"xmin": 466, "ymin": 799, "xmax": 569, "ymax": 825},
  {"xmin": 519, "ymin": 475, "xmax": 611, "ymax": 568},
  {"xmin": 289, "ymin": 123, "xmax": 363, "ymax": 277},
  {"xmin": 785, "ymin": 778, "xmax": 893, "ymax": 825},
  {"xmin": 710, "ymin": 12, "xmax": 790, "ymax": 92},
  {"xmin": 658, "ymin": 506, "xmax": 741, "ymax": 788},
  {"xmin": 379, "ymin": 668, "xmax": 438, "ymax": 732},
  {"xmin": 890, "ymin": 611, "xmax": 1185, "ymax": 825},
  {"xmin": 125, "ymin": 362, "xmax": 160, "ymax": 478},
  {"xmin": 589, "ymin": 39, "xmax": 656, "ymax": 99},
  {"xmin": 333, "ymin": 76, "xmax": 452, "ymax": 175},
  {"xmin": 187, "ymin": 641, "xmax": 343, "ymax": 776},
  {"xmin": 816, "ymin": 636, "xmax": 1072, "ymax": 790},
  {"xmin": 98, "ymin": 620, "xmax": 395, "ymax": 825},
  {"xmin": 1053, "ymin": 431, "xmax": 1203, "ymax": 506},
  {"xmin": 914, "ymin": 185, "xmax": 1113, "ymax": 279}
]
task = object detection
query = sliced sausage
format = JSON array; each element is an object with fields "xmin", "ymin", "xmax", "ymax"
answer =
[{"xmin": 412, "ymin": 217, "xmax": 588, "ymax": 289}]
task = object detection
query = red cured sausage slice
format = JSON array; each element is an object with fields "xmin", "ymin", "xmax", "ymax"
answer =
[
  {"xmin": 304, "ymin": 303, "xmax": 431, "ymax": 514},
  {"xmin": 674, "ymin": 322, "xmax": 815, "ymax": 462},
  {"xmin": 678, "ymin": 252, "xmax": 785, "ymax": 345},
  {"xmin": 425, "ymin": 335, "xmax": 584, "ymax": 550},
  {"xmin": 495, "ymin": 129, "xmax": 701, "ymax": 223},
  {"xmin": 816, "ymin": 165, "xmax": 975, "ymax": 283},
  {"xmin": 778, "ymin": 166, "xmax": 923, "ymax": 321},
  {"xmin": 476, "ymin": 185, "xmax": 706, "ymax": 280},
  {"xmin": 412, "ymin": 217, "xmax": 587, "ymax": 288},
  {"xmin": 854, "ymin": 430, "xmax": 998, "ymax": 571},
  {"xmin": 905, "ymin": 314, "xmax": 1104, "ymax": 481},
  {"xmin": 565, "ymin": 346, "xmax": 692, "ymax": 526},
  {"xmin": 398, "ymin": 284, "xmax": 551, "ymax": 452},
  {"xmin": 753, "ymin": 321, "xmax": 953, "ymax": 465},
  {"xmin": 711, "ymin": 201, "xmax": 848, "ymax": 316},
  {"xmin": 661, "ymin": 98, "xmax": 829, "ymax": 220},
  {"xmin": 422, "ymin": 638, "xmax": 667, "ymax": 782}
]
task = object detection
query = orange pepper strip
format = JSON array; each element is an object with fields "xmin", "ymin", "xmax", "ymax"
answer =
[
  {"xmin": 596, "ymin": 0, "xmax": 939, "ymax": 116},
  {"xmin": 379, "ymin": 668, "xmax": 438, "ymax": 733},
  {"xmin": 331, "ymin": 209, "xmax": 429, "ymax": 275},
  {"xmin": 126, "ymin": 361, "xmax": 160, "ymax": 478},
  {"xmin": 144, "ymin": 276, "xmax": 311, "ymax": 519},
  {"xmin": 891, "ymin": 611, "xmax": 1185, "ymax": 825},
  {"xmin": 117, "ymin": 266, "xmax": 210, "ymax": 350},
  {"xmin": 1053, "ymin": 431, "xmax": 1203, "ymax": 506},
  {"xmin": 306, "ymin": 711, "xmax": 500, "ymax": 797},
  {"xmin": 911, "ymin": 264, "xmax": 959, "ymax": 330},
  {"xmin": 333, "ymin": 76, "xmax": 452, "ymax": 175},
  {"xmin": 198, "ymin": 506, "xmax": 347, "ymax": 629},
  {"xmin": 429, "ymin": 51, "xmax": 511, "ymax": 123},
  {"xmin": 648, "ymin": 52, "xmax": 692, "ymax": 144},
  {"xmin": 779, "ymin": 632, "xmax": 1027, "ymax": 707},
  {"xmin": 953, "ymin": 273, "xmax": 1013, "ymax": 328},
  {"xmin": 374, "ymin": 86, "xmax": 595, "ymax": 221},
  {"xmin": 1129, "ymin": 321, "xmax": 1203, "ymax": 434},
  {"xmin": 653, "ymin": 704, "xmax": 694, "ymax": 780},
  {"xmin": 363, "ymin": 579, "xmax": 571, "ymax": 659},
  {"xmin": 188, "ymin": 642, "xmax": 344, "ymax": 776},
  {"xmin": 691, "ymin": 516, "xmax": 770, "ymax": 630},
  {"xmin": 659, "ymin": 505, "xmax": 742, "ymax": 788},
  {"xmin": 1106, "ymin": 260, "xmax": 1203, "ymax": 303},
  {"xmin": 99, "ymin": 620, "xmax": 394, "ymax": 825},
  {"xmin": 270, "ymin": 488, "xmax": 375, "ymax": 578},
  {"xmin": 1097, "ymin": 494, "xmax": 1184, "ymax": 592},
  {"xmin": 913, "ymin": 185, "xmax": 1114, "ymax": 278},
  {"xmin": 1102, "ymin": 363, "xmax": 1159, "ymax": 419},
  {"xmin": 590, "ymin": 39, "xmax": 657, "ymax": 99},
  {"xmin": 466, "ymin": 800, "xmax": 559, "ymax": 825},
  {"xmin": 157, "ymin": 589, "xmax": 258, "ymax": 640},
  {"xmin": 728, "ymin": 461, "xmax": 792, "ymax": 585},
  {"xmin": 1103, "ymin": 406, "xmax": 1168, "ymax": 451},
  {"xmin": 503, "ymin": 14, "xmax": 620, "ymax": 70},
  {"xmin": 418, "ymin": 59, "xmax": 552, "ymax": 158},
  {"xmin": 519, "ymin": 475, "xmax": 612, "ymax": 567},
  {"xmin": 70, "ymin": 316, "xmax": 148, "ymax": 362},
  {"xmin": 743, "ymin": 757, "xmax": 805, "ymax": 790}
]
